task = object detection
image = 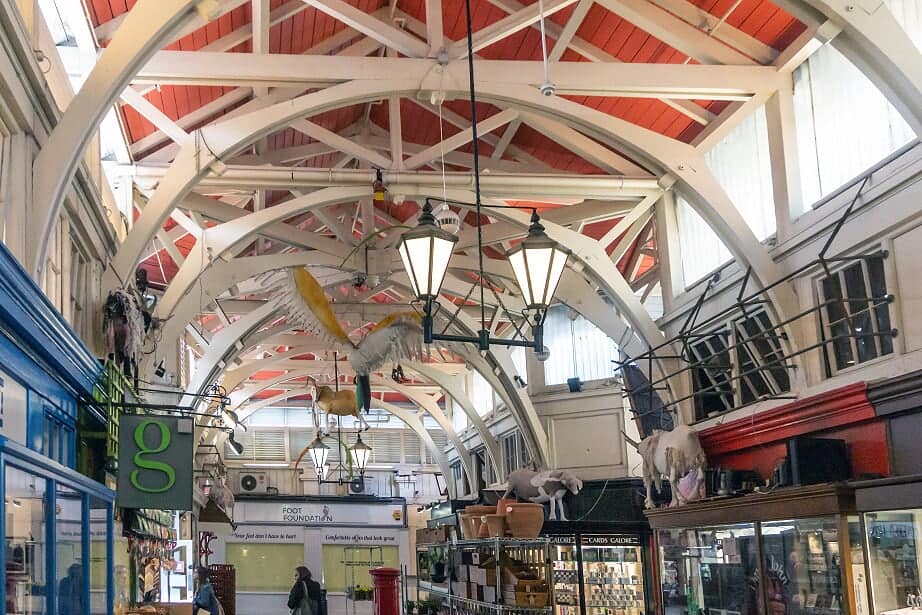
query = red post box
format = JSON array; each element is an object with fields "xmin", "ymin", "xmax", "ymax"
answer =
[{"xmin": 370, "ymin": 567, "xmax": 401, "ymax": 615}]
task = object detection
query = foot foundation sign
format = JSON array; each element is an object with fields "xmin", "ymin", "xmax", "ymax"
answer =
[{"xmin": 117, "ymin": 415, "xmax": 194, "ymax": 510}]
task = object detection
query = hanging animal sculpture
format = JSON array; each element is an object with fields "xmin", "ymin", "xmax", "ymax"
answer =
[
  {"xmin": 102, "ymin": 289, "xmax": 146, "ymax": 384},
  {"xmin": 503, "ymin": 468, "xmax": 584, "ymax": 521},
  {"xmin": 261, "ymin": 267, "xmax": 424, "ymax": 411},
  {"xmin": 309, "ymin": 379, "xmax": 371, "ymax": 433},
  {"xmin": 623, "ymin": 424, "xmax": 707, "ymax": 509},
  {"xmin": 208, "ymin": 473, "xmax": 235, "ymax": 525}
]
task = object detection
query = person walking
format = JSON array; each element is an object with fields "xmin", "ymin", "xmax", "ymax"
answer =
[
  {"xmin": 288, "ymin": 566, "xmax": 321, "ymax": 615},
  {"xmin": 193, "ymin": 566, "xmax": 221, "ymax": 615}
]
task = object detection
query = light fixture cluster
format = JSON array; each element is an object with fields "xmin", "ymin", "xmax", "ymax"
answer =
[
  {"xmin": 395, "ymin": 200, "xmax": 570, "ymax": 352},
  {"xmin": 306, "ymin": 432, "xmax": 372, "ymax": 483}
]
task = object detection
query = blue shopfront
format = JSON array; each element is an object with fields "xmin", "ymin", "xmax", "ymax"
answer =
[{"xmin": 0, "ymin": 242, "xmax": 115, "ymax": 615}]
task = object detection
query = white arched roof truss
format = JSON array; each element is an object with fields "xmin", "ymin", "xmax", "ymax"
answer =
[
  {"xmin": 147, "ymin": 252, "xmax": 347, "ymax": 373},
  {"xmin": 370, "ymin": 375, "xmax": 477, "ymax": 494},
  {"xmin": 405, "ymin": 360, "xmax": 503, "ymax": 478},
  {"xmin": 30, "ymin": 0, "xmax": 203, "ymax": 276},
  {"xmin": 103, "ymin": 75, "xmax": 802, "ymax": 371}
]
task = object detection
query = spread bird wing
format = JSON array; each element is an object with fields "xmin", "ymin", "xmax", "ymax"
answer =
[
  {"xmin": 258, "ymin": 267, "xmax": 355, "ymax": 350},
  {"xmin": 350, "ymin": 312, "xmax": 423, "ymax": 376}
]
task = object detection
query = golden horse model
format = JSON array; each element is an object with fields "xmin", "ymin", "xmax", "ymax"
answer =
[{"xmin": 311, "ymin": 382, "xmax": 371, "ymax": 433}]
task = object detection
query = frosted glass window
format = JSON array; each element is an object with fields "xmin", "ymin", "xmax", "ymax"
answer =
[
  {"xmin": 793, "ymin": 43, "xmax": 914, "ymax": 207},
  {"xmin": 226, "ymin": 543, "xmax": 304, "ymax": 592},
  {"xmin": 704, "ymin": 106, "xmax": 776, "ymax": 240},
  {"xmin": 470, "ymin": 370, "xmax": 494, "ymax": 416},
  {"xmin": 511, "ymin": 346, "xmax": 527, "ymax": 380},
  {"xmin": 885, "ymin": 0, "xmax": 922, "ymax": 52},
  {"xmin": 676, "ymin": 195, "xmax": 732, "ymax": 286},
  {"xmin": 542, "ymin": 305, "xmax": 619, "ymax": 385},
  {"xmin": 450, "ymin": 398, "xmax": 468, "ymax": 432}
]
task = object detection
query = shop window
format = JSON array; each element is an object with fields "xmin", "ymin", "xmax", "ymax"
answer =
[
  {"xmin": 225, "ymin": 543, "xmax": 304, "ymax": 592},
  {"xmin": 89, "ymin": 498, "xmax": 110, "ymax": 615},
  {"xmin": 657, "ymin": 524, "xmax": 759, "ymax": 615},
  {"xmin": 43, "ymin": 407, "xmax": 75, "ymax": 466},
  {"xmin": 691, "ymin": 309, "xmax": 792, "ymax": 420},
  {"xmin": 320, "ymin": 544, "xmax": 399, "ymax": 593},
  {"xmin": 5, "ymin": 465, "xmax": 48, "ymax": 615},
  {"xmin": 55, "ymin": 485, "xmax": 84, "ymax": 615},
  {"xmin": 761, "ymin": 518, "xmax": 844, "ymax": 615},
  {"xmin": 793, "ymin": 44, "xmax": 914, "ymax": 208},
  {"xmin": 68, "ymin": 240, "xmax": 89, "ymax": 339},
  {"xmin": 865, "ymin": 509, "xmax": 922, "ymax": 613},
  {"xmin": 818, "ymin": 256, "xmax": 893, "ymax": 374},
  {"xmin": 542, "ymin": 305, "xmax": 619, "ymax": 386}
]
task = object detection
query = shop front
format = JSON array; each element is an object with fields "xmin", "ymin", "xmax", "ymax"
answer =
[
  {"xmin": 642, "ymin": 383, "xmax": 893, "ymax": 615},
  {"xmin": 201, "ymin": 497, "xmax": 409, "ymax": 615},
  {"xmin": 0, "ymin": 242, "xmax": 115, "ymax": 614}
]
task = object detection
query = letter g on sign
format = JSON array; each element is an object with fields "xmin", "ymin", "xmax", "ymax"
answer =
[{"xmin": 130, "ymin": 419, "xmax": 176, "ymax": 493}]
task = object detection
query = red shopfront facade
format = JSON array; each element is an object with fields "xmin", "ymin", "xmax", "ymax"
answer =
[{"xmin": 698, "ymin": 382, "xmax": 889, "ymax": 480}]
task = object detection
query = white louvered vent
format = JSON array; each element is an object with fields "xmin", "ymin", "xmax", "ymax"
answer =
[
  {"xmin": 368, "ymin": 430, "xmax": 402, "ymax": 464},
  {"xmin": 404, "ymin": 432, "xmax": 422, "ymax": 464},
  {"xmin": 230, "ymin": 430, "xmax": 287, "ymax": 461},
  {"xmin": 429, "ymin": 430, "xmax": 448, "ymax": 451}
]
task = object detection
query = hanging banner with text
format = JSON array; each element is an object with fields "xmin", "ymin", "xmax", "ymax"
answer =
[{"xmin": 117, "ymin": 415, "xmax": 194, "ymax": 510}]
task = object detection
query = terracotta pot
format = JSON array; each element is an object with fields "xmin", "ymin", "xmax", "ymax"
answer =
[
  {"xmin": 464, "ymin": 505, "xmax": 496, "ymax": 515},
  {"xmin": 504, "ymin": 503, "xmax": 544, "ymax": 538},
  {"xmin": 459, "ymin": 513, "xmax": 476, "ymax": 539},
  {"xmin": 466, "ymin": 514, "xmax": 483, "ymax": 539},
  {"xmin": 483, "ymin": 514, "xmax": 506, "ymax": 538},
  {"xmin": 495, "ymin": 498, "xmax": 516, "ymax": 516}
]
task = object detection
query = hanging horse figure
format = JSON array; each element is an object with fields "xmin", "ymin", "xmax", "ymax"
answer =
[
  {"xmin": 260, "ymin": 267, "xmax": 424, "ymax": 411},
  {"xmin": 102, "ymin": 288, "xmax": 146, "ymax": 386},
  {"xmin": 309, "ymin": 378, "xmax": 371, "ymax": 434}
]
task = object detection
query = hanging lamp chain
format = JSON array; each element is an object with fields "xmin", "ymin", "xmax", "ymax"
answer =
[{"xmin": 464, "ymin": 0, "xmax": 488, "ymax": 340}]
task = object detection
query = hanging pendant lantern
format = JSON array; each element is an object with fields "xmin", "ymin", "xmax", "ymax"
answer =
[
  {"xmin": 307, "ymin": 435, "xmax": 329, "ymax": 472},
  {"xmin": 396, "ymin": 200, "xmax": 458, "ymax": 300},
  {"xmin": 506, "ymin": 211, "xmax": 570, "ymax": 310},
  {"xmin": 349, "ymin": 434, "xmax": 372, "ymax": 474}
]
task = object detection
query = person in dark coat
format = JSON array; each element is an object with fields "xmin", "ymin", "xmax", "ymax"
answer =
[
  {"xmin": 288, "ymin": 566, "xmax": 321, "ymax": 615},
  {"xmin": 193, "ymin": 566, "xmax": 221, "ymax": 615},
  {"xmin": 58, "ymin": 564, "xmax": 84, "ymax": 615}
]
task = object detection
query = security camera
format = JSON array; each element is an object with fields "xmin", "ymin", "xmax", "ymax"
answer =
[
  {"xmin": 539, "ymin": 81, "xmax": 556, "ymax": 97},
  {"xmin": 536, "ymin": 346, "xmax": 551, "ymax": 362}
]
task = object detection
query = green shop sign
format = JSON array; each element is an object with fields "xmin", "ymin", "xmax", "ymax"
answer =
[{"xmin": 117, "ymin": 415, "xmax": 194, "ymax": 510}]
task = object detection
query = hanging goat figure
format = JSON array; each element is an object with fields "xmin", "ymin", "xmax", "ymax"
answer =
[{"xmin": 103, "ymin": 289, "xmax": 146, "ymax": 386}]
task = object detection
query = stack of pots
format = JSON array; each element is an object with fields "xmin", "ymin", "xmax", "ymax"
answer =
[
  {"xmin": 460, "ymin": 506, "xmax": 496, "ymax": 538},
  {"xmin": 460, "ymin": 500, "xmax": 545, "ymax": 540}
]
